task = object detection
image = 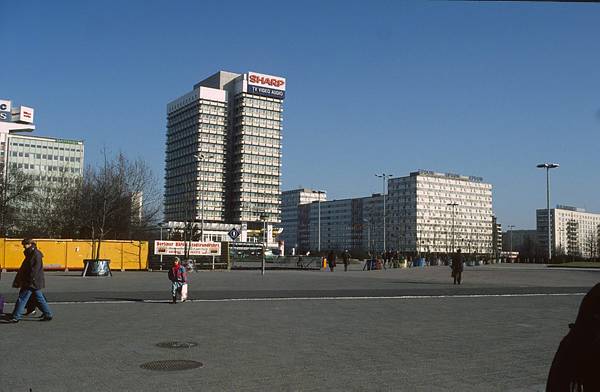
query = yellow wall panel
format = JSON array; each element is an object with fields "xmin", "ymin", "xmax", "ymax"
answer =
[
  {"xmin": 0, "ymin": 239, "xmax": 148, "ymax": 271},
  {"xmin": 66, "ymin": 241, "xmax": 95, "ymax": 270}
]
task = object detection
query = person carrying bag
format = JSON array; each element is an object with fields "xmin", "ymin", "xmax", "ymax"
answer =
[{"xmin": 168, "ymin": 257, "xmax": 188, "ymax": 304}]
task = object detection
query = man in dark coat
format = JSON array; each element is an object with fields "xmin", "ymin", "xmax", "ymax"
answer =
[
  {"xmin": 7, "ymin": 239, "xmax": 53, "ymax": 322},
  {"xmin": 451, "ymin": 249, "xmax": 464, "ymax": 285},
  {"xmin": 546, "ymin": 283, "xmax": 600, "ymax": 391},
  {"xmin": 342, "ymin": 250, "xmax": 350, "ymax": 272}
]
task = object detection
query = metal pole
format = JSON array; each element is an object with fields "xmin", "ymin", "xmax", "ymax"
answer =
[
  {"xmin": 537, "ymin": 163, "xmax": 559, "ymax": 262},
  {"xmin": 262, "ymin": 219, "xmax": 266, "ymax": 276},
  {"xmin": 318, "ymin": 192, "xmax": 321, "ymax": 253},
  {"xmin": 375, "ymin": 174, "xmax": 392, "ymax": 254},
  {"xmin": 200, "ymin": 156, "xmax": 205, "ymax": 242},
  {"xmin": 383, "ymin": 176, "xmax": 386, "ymax": 255},
  {"xmin": 546, "ymin": 167, "xmax": 551, "ymax": 261},
  {"xmin": 159, "ymin": 225, "xmax": 163, "ymax": 270},
  {"xmin": 451, "ymin": 207, "xmax": 454, "ymax": 253}
]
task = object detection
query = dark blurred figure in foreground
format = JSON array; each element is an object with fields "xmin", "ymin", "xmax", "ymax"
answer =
[{"xmin": 546, "ymin": 283, "xmax": 600, "ymax": 392}]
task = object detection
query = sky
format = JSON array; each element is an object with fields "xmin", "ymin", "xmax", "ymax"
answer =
[{"xmin": 1, "ymin": 0, "xmax": 599, "ymax": 229}]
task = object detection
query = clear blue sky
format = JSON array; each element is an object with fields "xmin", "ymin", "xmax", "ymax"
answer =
[{"xmin": 2, "ymin": 0, "xmax": 599, "ymax": 229}]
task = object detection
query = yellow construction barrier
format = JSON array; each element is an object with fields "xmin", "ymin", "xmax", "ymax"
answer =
[{"xmin": 0, "ymin": 238, "xmax": 148, "ymax": 271}]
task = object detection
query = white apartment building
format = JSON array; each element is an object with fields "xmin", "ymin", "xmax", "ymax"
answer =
[
  {"xmin": 537, "ymin": 205, "xmax": 600, "ymax": 258},
  {"xmin": 5, "ymin": 134, "xmax": 84, "ymax": 188},
  {"xmin": 388, "ymin": 170, "xmax": 493, "ymax": 254},
  {"xmin": 1, "ymin": 99, "xmax": 84, "ymax": 193},
  {"xmin": 164, "ymin": 71, "xmax": 285, "ymax": 229}
]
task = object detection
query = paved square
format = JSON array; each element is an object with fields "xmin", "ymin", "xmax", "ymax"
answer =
[{"xmin": 1, "ymin": 264, "xmax": 597, "ymax": 391}]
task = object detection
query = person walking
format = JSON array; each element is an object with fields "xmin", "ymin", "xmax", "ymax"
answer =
[
  {"xmin": 168, "ymin": 257, "xmax": 188, "ymax": 304},
  {"xmin": 7, "ymin": 239, "xmax": 53, "ymax": 323},
  {"xmin": 451, "ymin": 249, "xmax": 464, "ymax": 285},
  {"xmin": 342, "ymin": 250, "xmax": 350, "ymax": 272},
  {"xmin": 327, "ymin": 250, "xmax": 336, "ymax": 272}
]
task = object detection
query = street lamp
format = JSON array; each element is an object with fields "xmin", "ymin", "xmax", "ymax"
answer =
[
  {"xmin": 158, "ymin": 223, "xmax": 164, "ymax": 269},
  {"xmin": 447, "ymin": 202, "xmax": 459, "ymax": 253},
  {"xmin": 260, "ymin": 213, "xmax": 268, "ymax": 276},
  {"xmin": 537, "ymin": 163, "xmax": 559, "ymax": 261},
  {"xmin": 507, "ymin": 224, "xmax": 515, "ymax": 259},
  {"xmin": 194, "ymin": 154, "xmax": 214, "ymax": 242},
  {"xmin": 375, "ymin": 173, "xmax": 393, "ymax": 254},
  {"xmin": 315, "ymin": 190, "xmax": 326, "ymax": 253}
]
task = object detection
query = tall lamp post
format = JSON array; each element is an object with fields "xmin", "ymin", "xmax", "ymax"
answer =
[
  {"xmin": 158, "ymin": 223, "xmax": 164, "ymax": 269},
  {"xmin": 316, "ymin": 190, "xmax": 326, "ymax": 253},
  {"xmin": 194, "ymin": 154, "xmax": 214, "ymax": 242},
  {"xmin": 260, "ymin": 213, "xmax": 268, "ymax": 276},
  {"xmin": 375, "ymin": 173, "xmax": 393, "ymax": 254},
  {"xmin": 447, "ymin": 202, "xmax": 459, "ymax": 253},
  {"xmin": 507, "ymin": 224, "xmax": 515, "ymax": 261},
  {"xmin": 537, "ymin": 163, "xmax": 559, "ymax": 262}
]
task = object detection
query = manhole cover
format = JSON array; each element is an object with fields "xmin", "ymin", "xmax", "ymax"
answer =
[
  {"xmin": 140, "ymin": 360, "xmax": 203, "ymax": 371},
  {"xmin": 156, "ymin": 341, "xmax": 198, "ymax": 349}
]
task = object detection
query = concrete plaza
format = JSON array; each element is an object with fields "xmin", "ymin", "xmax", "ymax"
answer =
[{"xmin": 0, "ymin": 264, "xmax": 598, "ymax": 391}]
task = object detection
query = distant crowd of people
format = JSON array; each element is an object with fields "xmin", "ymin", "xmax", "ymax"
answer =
[{"xmin": 323, "ymin": 248, "xmax": 467, "ymax": 284}]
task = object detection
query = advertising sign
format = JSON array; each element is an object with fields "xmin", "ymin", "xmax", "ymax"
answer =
[
  {"xmin": 154, "ymin": 240, "xmax": 221, "ymax": 256},
  {"xmin": 15, "ymin": 106, "xmax": 34, "ymax": 124},
  {"xmin": 0, "ymin": 99, "xmax": 11, "ymax": 122},
  {"xmin": 247, "ymin": 72, "xmax": 286, "ymax": 100}
]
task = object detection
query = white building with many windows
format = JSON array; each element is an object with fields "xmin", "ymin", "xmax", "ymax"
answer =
[
  {"xmin": 164, "ymin": 71, "xmax": 285, "ymax": 233},
  {"xmin": 537, "ymin": 205, "xmax": 600, "ymax": 259},
  {"xmin": 388, "ymin": 170, "xmax": 493, "ymax": 255},
  {"xmin": 5, "ymin": 134, "xmax": 84, "ymax": 188}
]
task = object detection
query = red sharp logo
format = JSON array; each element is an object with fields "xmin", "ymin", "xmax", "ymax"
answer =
[{"xmin": 249, "ymin": 74, "xmax": 285, "ymax": 89}]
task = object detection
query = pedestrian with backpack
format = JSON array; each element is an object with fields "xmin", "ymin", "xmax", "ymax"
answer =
[{"xmin": 168, "ymin": 257, "xmax": 188, "ymax": 304}]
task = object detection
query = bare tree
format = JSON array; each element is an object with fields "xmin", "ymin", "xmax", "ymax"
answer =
[
  {"xmin": 17, "ymin": 151, "xmax": 161, "ymax": 250},
  {"xmin": 585, "ymin": 232, "xmax": 598, "ymax": 260},
  {"xmin": 80, "ymin": 151, "xmax": 161, "ymax": 258},
  {"xmin": 0, "ymin": 166, "xmax": 36, "ymax": 236}
]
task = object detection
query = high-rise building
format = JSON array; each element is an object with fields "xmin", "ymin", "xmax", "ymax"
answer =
[
  {"xmin": 165, "ymin": 71, "xmax": 285, "ymax": 231},
  {"xmin": 537, "ymin": 205, "xmax": 600, "ymax": 259},
  {"xmin": 281, "ymin": 189, "xmax": 325, "ymax": 252},
  {"xmin": 388, "ymin": 170, "xmax": 493, "ymax": 254}
]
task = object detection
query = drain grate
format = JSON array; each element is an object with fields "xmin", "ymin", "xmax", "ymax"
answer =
[
  {"xmin": 156, "ymin": 341, "xmax": 198, "ymax": 349},
  {"xmin": 140, "ymin": 360, "xmax": 203, "ymax": 371}
]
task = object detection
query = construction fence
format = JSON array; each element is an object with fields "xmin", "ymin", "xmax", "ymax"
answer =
[{"xmin": 0, "ymin": 238, "xmax": 149, "ymax": 271}]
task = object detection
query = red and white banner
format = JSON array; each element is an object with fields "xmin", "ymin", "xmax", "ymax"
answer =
[{"xmin": 154, "ymin": 240, "xmax": 221, "ymax": 256}]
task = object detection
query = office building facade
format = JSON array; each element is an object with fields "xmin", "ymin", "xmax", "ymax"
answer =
[
  {"xmin": 5, "ymin": 134, "xmax": 84, "ymax": 190},
  {"xmin": 388, "ymin": 171, "xmax": 493, "ymax": 254},
  {"xmin": 164, "ymin": 71, "xmax": 285, "ymax": 230},
  {"xmin": 537, "ymin": 205, "xmax": 600, "ymax": 259},
  {"xmin": 297, "ymin": 196, "xmax": 365, "ymax": 253},
  {"xmin": 284, "ymin": 170, "xmax": 494, "ymax": 255},
  {"xmin": 281, "ymin": 188, "xmax": 325, "ymax": 252}
]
